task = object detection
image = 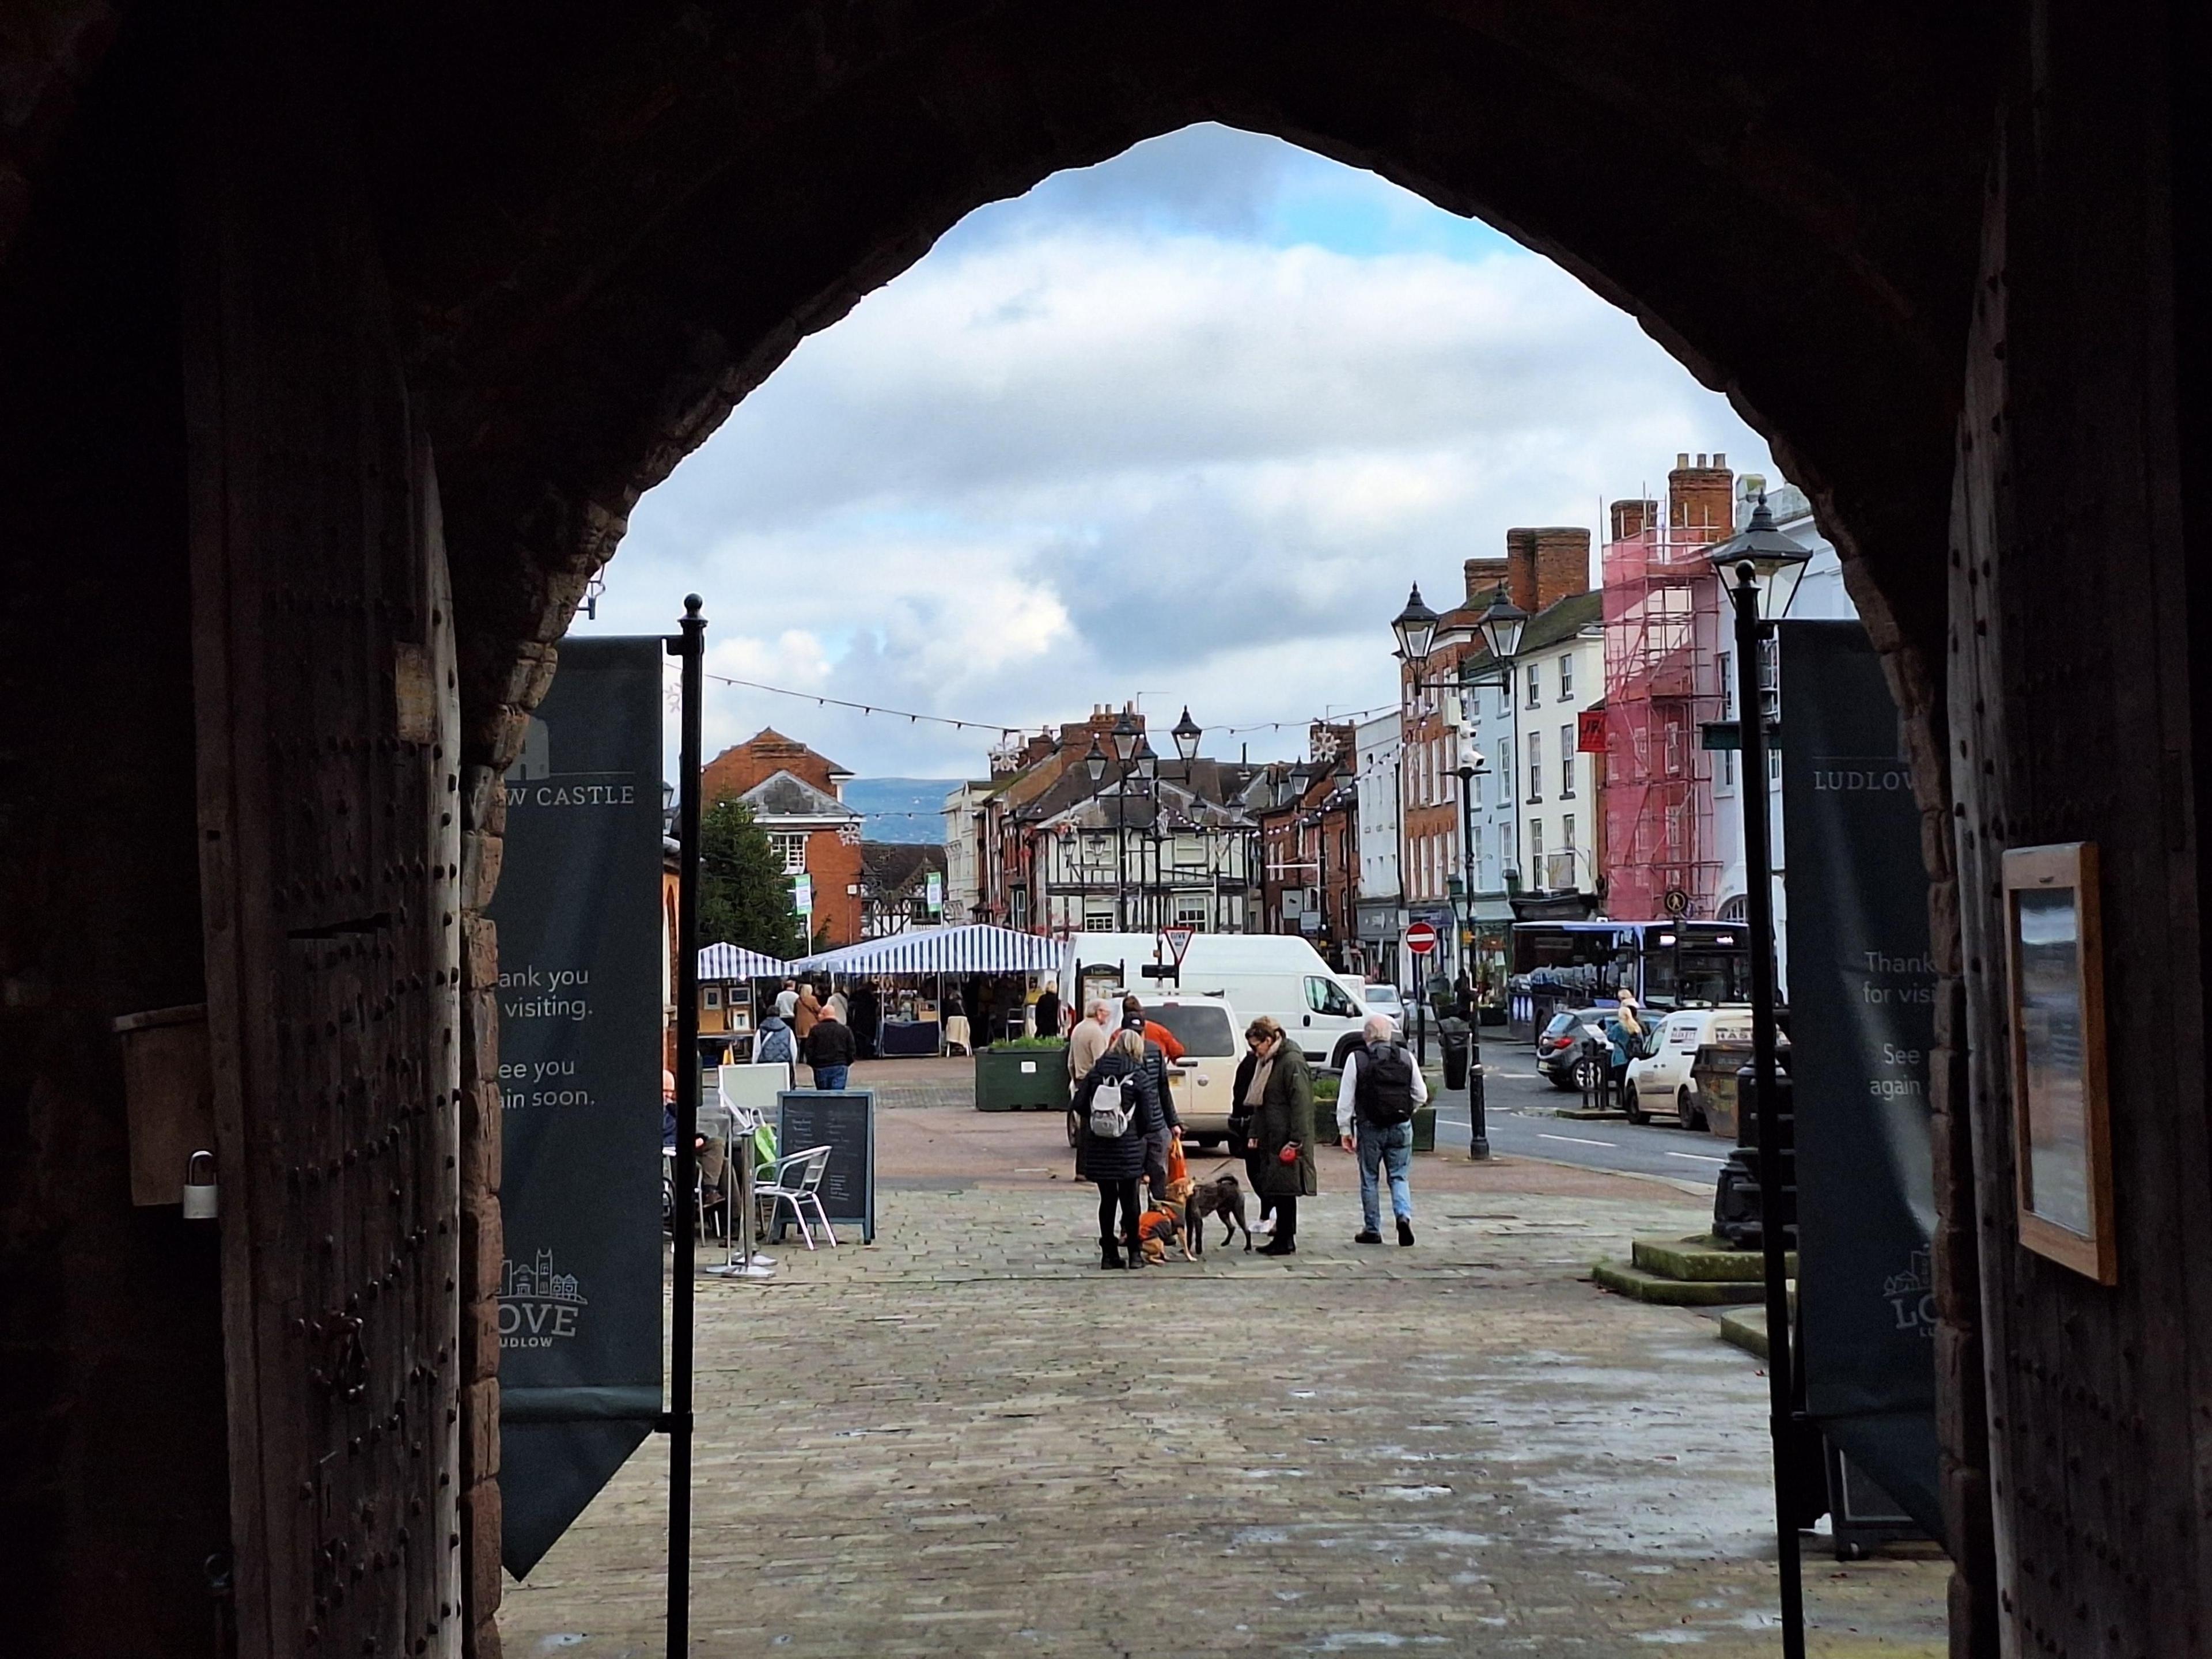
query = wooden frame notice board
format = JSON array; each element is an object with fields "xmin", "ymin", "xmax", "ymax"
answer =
[{"xmin": 2002, "ymin": 842, "xmax": 2116, "ymax": 1283}]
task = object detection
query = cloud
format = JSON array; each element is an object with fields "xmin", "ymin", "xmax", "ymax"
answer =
[{"xmin": 577, "ymin": 125, "xmax": 1775, "ymax": 778}]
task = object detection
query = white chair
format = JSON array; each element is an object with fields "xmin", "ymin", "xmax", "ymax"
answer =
[{"xmin": 754, "ymin": 1145, "xmax": 838, "ymax": 1249}]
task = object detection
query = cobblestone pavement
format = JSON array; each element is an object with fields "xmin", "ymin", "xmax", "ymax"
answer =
[{"xmin": 501, "ymin": 1063, "xmax": 1946, "ymax": 1656}]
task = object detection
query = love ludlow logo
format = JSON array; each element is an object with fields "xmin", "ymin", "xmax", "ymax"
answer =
[{"xmin": 499, "ymin": 1247, "xmax": 590, "ymax": 1349}]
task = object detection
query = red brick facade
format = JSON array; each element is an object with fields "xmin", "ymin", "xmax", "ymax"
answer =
[{"xmin": 702, "ymin": 728, "xmax": 865, "ymax": 948}]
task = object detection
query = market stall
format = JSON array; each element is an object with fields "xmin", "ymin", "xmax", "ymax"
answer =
[
  {"xmin": 696, "ymin": 942, "xmax": 798, "ymax": 1065},
  {"xmin": 793, "ymin": 924, "xmax": 1073, "ymax": 1056}
]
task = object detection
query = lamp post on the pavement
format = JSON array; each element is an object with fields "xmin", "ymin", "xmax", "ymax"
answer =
[
  {"xmin": 1452, "ymin": 752, "xmax": 1490, "ymax": 1160},
  {"xmin": 1708, "ymin": 490, "xmax": 1813, "ymax": 1659}
]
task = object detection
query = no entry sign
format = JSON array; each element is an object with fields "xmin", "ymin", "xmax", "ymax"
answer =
[{"xmin": 1404, "ymin": 922, "xmax": 1439, "ymax": 956}]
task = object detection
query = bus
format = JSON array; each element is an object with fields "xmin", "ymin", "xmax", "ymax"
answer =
[{"xmin": 1506, "ymin": 921, "xmax": 1755, "ymax": 1042}]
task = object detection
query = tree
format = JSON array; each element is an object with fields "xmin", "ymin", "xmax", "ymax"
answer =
[{"xmin": 698, "ymin": 798, "xmax": 808, "ymax": 960}]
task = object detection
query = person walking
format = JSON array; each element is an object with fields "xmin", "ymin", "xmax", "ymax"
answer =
[
  {"xmin": 774, "ymin": 978, "xmax": 800, "ymax": 1023},
  {"xmin": 805, "ymin": 1002, "xmax": 856, "ymax": 1090},
  {"xmin": 1243, "ymin": 1016, "xmax": 1316, "ymax": 1256},
  {"xmin": 1034, "ymin": 982, "xmax": 1062, "ymax": 1040},
  {"xmin": 1067, "ymin": 998, "xmax": 1115, "ymax": 1090},
  {"xmin": 943, "ymin": 984, "xmax": 971, "ymax": 1056},
  {"xmin": 1338, "ymin": 1013, "xmax": 1425, "ymax": 1246},
  {"xmin": 794, "ymin": 980, "xmax": 823, "ymax": 1041},
  {"xmin": 1073, "ymin": 1027, "xmax": 1164, "ymax": 1269},
  {"xmin": 754, "ymin": 1007, "xmax": 797, "ymax": 1081}
]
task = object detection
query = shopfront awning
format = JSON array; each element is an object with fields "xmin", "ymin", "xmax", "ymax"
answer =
[
  {"xmin": 794, "ymin": 923, "xmax": 1073, "ymax": 978},
  {"xmin": 697, "ymin": 942, "xmax": 797, "ymax": 982}
]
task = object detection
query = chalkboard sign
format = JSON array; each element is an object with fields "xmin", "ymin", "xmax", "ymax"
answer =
[{"xmin": 777, "ymin": 1089, "xmax": 876, "ymax": 1243}]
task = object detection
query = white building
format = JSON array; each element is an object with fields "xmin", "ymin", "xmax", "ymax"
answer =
[
  {"xmin": 940, "ymin": 779, "xmax": 993, "ymax": 925},
  {"xmin": 1352, "ymin": 711, "xmax": 1404, "ymax": 985}
]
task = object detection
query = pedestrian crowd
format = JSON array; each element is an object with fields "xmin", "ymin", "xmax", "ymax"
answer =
[{"xmin": 1070, "ymin": 999, "xmax": 1423, "ymax": 1268}]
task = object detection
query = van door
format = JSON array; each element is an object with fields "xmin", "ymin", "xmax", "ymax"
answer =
[{"xmin": 1301, "ymin": 975, "xmax": 1363, "ymax": 1060}]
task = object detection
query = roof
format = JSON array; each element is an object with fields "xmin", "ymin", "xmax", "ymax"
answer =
[
  {"xmin": 741, "ymin": 768, "xmax": 858, "ymax": 819},
  {"xmin": 1455, "ymin": 587, "xmax": 1604, "ymax": 679},
  {"xmin": 860, "ymin": 841, "xmax": 947, "ymax": 890}
]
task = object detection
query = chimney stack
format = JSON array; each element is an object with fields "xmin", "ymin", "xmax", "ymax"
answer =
[
  {"xmin": 1505, "ymin": 527, "xmax": 1592, "ymax": 613},
  {"xmin": 1609, "ymin": 498, "xmax": 1659, "ymax": 541},
  {"xmin": 1463, "ymin": 555, "xmax": 1511, "ymax": 607},
  {"xmin": 1668, "ymin": 451, "xmax": 1736, "ymax": 545}
]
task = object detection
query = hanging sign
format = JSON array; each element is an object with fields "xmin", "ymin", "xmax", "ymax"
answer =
[
  {"xmin": 926, "ymin": 869, "xmax": 944, "ymax": 915},
  {"xmin": 1777, "ymin": 620, "xmax": 1942, "ymax": 1547},
  {"xmin": 492, "ymin": 638, "xmax": 666, "ymax": 1577},
  {"xmin": 793, "ymin": 872, "xmax": 813, "ymax": 917},
  {"xmin": 1577, "ymin": 709, "xmax": 1607, "ymax": 753}
]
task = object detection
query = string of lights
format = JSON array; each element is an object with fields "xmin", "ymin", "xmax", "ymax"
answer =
[{"xmin": 703, "ymin": 670, "xmax": 1399, "ymax": 748}]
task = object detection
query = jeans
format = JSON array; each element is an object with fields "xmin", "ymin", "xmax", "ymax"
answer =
[
  {"xmin": 1357, "ymin": 1119, "xmax": 1415, "ymax": 1233},
  {"xmin": 813, "ymin": 1063, "xmax": 850, "ymax": 1091}
]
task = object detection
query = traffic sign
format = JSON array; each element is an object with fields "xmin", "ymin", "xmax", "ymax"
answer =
[
  {"xmin": 1404, "ymin": 921, "xmax": 1439, "ymax": 956},
  {"xmin": 1662, "ymin": 887, "xmax": 1691, "ymax": 918},
  {"xmin": 1161, "ymin": 926, "xmax": 1196, "ymax": 967}
]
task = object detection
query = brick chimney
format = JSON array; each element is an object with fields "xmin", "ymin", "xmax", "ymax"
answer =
[
  {"xmin": 1463, "ymin": 555, "xmax": 1511, "ymax": 607},
  {"xmin": 1668, "ymin": 451, "xmax": 1734, "ymax": 545},
  {"xmin": 1609, "ymin": 498, "xmax": 1659, "ymax": 541},
  {"xmin": 1505, "ymin": 527, "xmax": 1592, "ymax": 612}
]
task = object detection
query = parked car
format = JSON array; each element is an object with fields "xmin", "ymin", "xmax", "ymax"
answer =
[
  {"xmin": 1346, "ymin": 978, "xmax": 1405, "ymax": 1036},
  {"xmin": 1065, "ymin": 993, "xmax": 1244, "ymax": 1150},
  {"xmin": 1535, "ymin": 1006, "xmax": 1634, "ymax": 1093}
]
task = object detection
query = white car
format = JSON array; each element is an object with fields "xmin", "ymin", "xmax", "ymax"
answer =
[
  {"xmin": 1137, "ymin": 993, "xmax": 1244, "ymax": 1149},
  {"xmin": 1622, "ymin": 1006, "xmax": 1758, "ymax": 1128},
  {"xmin": 1340, "ymin": 977, "xmax": 1404, "ymax": 1036}
]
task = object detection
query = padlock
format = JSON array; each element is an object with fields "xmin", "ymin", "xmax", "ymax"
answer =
[{"xmin": 183, "ymin": 1149, "xmax": 218, "ymax": 1221}]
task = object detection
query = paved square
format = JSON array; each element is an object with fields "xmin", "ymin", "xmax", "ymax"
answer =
[{"xmin": 501, "ymin": 1068, "xmax": 1946, "ymax": 1656}]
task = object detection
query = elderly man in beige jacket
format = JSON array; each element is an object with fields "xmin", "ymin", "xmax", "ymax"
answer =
[{"xmin": 1066, "ymin": 998, "xmax": 1115, "ymax": 1088}]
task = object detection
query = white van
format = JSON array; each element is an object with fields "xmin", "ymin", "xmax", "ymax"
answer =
[{"xmin": 1064, "ymin": 932, "xmax": 1372, "ymax": 1068}]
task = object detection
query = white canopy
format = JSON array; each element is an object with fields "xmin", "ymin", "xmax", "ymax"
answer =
[
  {"xmin": 697, "ymin": 942, "xmax": 797, "ymax": 982},
  {"xmin": 794, "ymin": 924, "xmax": 1071, "ymax": 978}
]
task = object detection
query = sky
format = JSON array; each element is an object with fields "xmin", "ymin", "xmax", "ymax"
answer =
[{"xmin": 571, "ymin": 123, "xmax": 1775, "ymax": 781}]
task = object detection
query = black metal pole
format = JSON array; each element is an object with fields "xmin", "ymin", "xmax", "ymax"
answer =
[
  {"xmin": 1458, "ymin": 764, "xmax": 1490, "ymax": 1160},
  {"xmin": 1116, "ymin": 771, "xmax": 1127, "ymax": 931},
  {"xmin": 1731, "ymin": 563, "xmax": 1804, "ymax": 1659},
  {"xmin": 666, "ymin": 595, "xmax": 706, "ymax": 1659}
]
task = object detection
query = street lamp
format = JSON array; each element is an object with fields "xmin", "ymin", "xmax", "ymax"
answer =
[
  {"xmin": 1083, "ymin": 733, "xmax": 1107, "ymax": 783},
  {"xmin": 1172, "ymin": 706, "xmax": 1203, "ymax": 763},
  {"xmin": 1132, "ymin": 736, "xmax": 1158, "ymax": 783},
  {"xmin": 1391, "ymin": 584, "xmax": 1441, "ymax": 666},
  {"xmin": 1707, "ymin": 490, "xmax": 1813, "ymax": 1659},
  {"xmin": 1453, "ymin": 752, "xmax": 1491, "ymax": 1161},
  {"xmin": 1477, "ymin": 589, "xmax": 1528, "ymax": 662},
  {"xmin": 1109, "ymin": 707, "xmax": 1141, "ymax": 763}
]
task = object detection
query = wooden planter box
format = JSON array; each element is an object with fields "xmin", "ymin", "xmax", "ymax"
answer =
[{"xmin": 974, "ymin": 1045, "xmax": 1070, "ymax": 1112}]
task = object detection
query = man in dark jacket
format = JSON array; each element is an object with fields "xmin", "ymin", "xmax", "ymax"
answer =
[
  {"xmin": 1337, "ymin": 1013, "xmax": 1426, "ymax": 1245},
  {"xmin": 1241, "ymin": 1016, "xmax": 1316, "ymax": 1256},
  {"xmin": 1121, "ymin": 1008, "xmax": 1184, "ymax": 1204},
  {"xmin": 805, "ymin": 1006, "xmax": 857, "ymax": 1090}
]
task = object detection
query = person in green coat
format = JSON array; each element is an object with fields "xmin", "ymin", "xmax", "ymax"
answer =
[{"xmin": 1244, "ymin": 1015, "xmax": 1316, "ymax": 1256}]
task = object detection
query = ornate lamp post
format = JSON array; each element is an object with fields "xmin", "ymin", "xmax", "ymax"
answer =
[
  {"xmin": 1708, "ymin": 490, "xmax": 1814, "ymax": 1659},
  {"xmin": 1452, "ymin": 745, "xmax": 1491, "ymax": 1160}
]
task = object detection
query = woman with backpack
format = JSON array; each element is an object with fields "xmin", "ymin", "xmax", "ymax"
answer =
[{"xmin": 1073, "ymin": 1027, "xmax": 1164, "ymax": 1270}]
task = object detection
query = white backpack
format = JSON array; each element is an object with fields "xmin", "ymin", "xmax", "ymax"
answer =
[{"xmin": 1087, "ymin": 1071, "xmax": 1141, "ymax": 1139}]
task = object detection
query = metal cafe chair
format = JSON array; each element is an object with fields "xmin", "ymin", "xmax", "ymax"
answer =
[{"xmin": 753, "ymin": 1145, "xmax": 838, "ymax": 1250}]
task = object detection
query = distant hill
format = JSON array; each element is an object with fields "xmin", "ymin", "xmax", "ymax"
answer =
[{"xmin": 843, "ymin": 777, "xmax": 964, "ymax": 844}]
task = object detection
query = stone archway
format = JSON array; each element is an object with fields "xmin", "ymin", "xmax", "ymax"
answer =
[{"xmin": 12, "ymin": 3, "xmax": 2210, "ymax": 1657}]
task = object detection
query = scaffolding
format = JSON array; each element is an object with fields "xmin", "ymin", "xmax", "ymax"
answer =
[{"xmin": 1601, "ymin": 513, "xmax": 1726, "ymax": 919}]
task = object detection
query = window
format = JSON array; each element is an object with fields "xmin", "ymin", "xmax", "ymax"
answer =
[
  {"xmin": 1559, "ymin": 653, "xmax": 1574, "ymax": 699},
  {"xmin": 1528, "ymin": 730, "xmax": 1543, "ymax": 801},
  {"xmin": 1718, "ymin": 651, "xmax": 1734, "ymax": 719},
  {"xmin": 1305, "ymin": 976, "xmax": 1359, "ymax": 1017},
  {"xmin": 1525, "ymin": 660, "xmax": 1542, "ymax": 707},
  {"xmin": 1560, "ymin": 725, "xmax": 1577, "ymax": 797},
  {"xmin": 1529, "ymin": 818, "xmax": 1546, "ymax": 862},
  {"xmin": 1496, "ymin": 743, "xmax": 1509, "ymax": 803},
  {"xmin": 1563, "ymin": 813, "xmax": 1577, "ymax": 851},
  {"xmin": 771, "ymin": 832, "xmax": 808, "ymax": 874},
  {"xmin": 1176, "ymin": 900, "xmax": 1207, "ymax": 929},
  {"xmin": 1500, "ymin": 822, "xmax": 1516, "ymax": 876},
  {"xmin": 1721, "ymin": 746, "xmax": 1735, "ymax": 786}
]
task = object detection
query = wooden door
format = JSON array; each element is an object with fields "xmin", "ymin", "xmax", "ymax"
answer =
[{"xmin": 186, "ymin": 73, "xmax": 464, "ymax": 1658}]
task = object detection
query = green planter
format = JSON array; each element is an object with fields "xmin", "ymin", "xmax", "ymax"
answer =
[
  {"xmin": 974, "ymin": 1044, "xmax": 1070, "ymax": 1112},
  {"xmin": 1411, "ymin": 1104, "xmax": 1437, "ymax": 1154}
]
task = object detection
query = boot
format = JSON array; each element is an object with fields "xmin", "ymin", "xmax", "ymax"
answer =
[
  {"xmin": 1100, "ymin": 1238, "xmax": 1124, "ymax": 1270},
  {"xmin": 1124, "ymin": 1236, "xmax": 1147, "ymax": 1268}
]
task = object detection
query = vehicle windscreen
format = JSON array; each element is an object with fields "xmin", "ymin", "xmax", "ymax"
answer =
[
  {"xmin": 1543, "ymin": 1013, "xmax": 1581, "ymax": 1037},
  {"xmin": 1145, "ymin": 1003, "xmax": 1237, "ymax": 1057}
]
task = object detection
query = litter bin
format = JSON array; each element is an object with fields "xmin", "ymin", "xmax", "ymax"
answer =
[{"xmin": 1438, "ymin": 1018, "xmax": 1471, "ymax": 1091}]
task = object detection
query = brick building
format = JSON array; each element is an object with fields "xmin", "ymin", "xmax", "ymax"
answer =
[
  {"xmin": 1249, "ymin": 724, "xmax": 1358, "ymax": 967},
  {"xmin": 702, "ymin": 728, "xmax": 865, "ymax": 948}
]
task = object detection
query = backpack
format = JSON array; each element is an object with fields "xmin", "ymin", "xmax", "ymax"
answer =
[
  {"xmin": 1357, "ymin": 1040, "xmax": 1418, "ymax": 1126},
  {"xmin": 756, "ymin": 1025, "xmax": 794, "ymax": 1066},
  {"xmin": 1088, "ymin": 1069, "xmax": 1142, "ymax": 1139}
]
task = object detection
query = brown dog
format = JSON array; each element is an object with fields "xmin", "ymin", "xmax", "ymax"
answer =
[
  {"xmin": 1183, "ymin": 1171, "xmax": 1253, "ymax": 1255},
  {"xmin": 1135, "ymin": 1176, "xmax": 1199, "ymax": 1263}
]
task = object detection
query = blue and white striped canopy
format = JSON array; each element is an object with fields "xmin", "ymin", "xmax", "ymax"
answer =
[
  {"xmin": 794, "ymin": 924, "xmax": 1071, "ymax": 978},
  {"xmin": 698, "ymin": 942, "xmax": 797, "ymax": 982}
]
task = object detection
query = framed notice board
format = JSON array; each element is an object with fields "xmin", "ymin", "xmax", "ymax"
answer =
[
  {"xmin": 2002, "ymin": 842, "xmax": 2115, "ymax": 1284},
  {"xmin": 777, "ymin": 1089, "xmax": 876, "ymax": 1243}
]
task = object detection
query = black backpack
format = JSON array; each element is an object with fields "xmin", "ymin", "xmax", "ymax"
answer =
[{"xmin": 1357, "ymin": 1040, "xmax": 1418, "ymax": 1125}]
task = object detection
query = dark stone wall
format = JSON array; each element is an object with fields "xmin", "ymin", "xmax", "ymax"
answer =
[{"xmin": 0, "ymin": 17, "xmax": 233, "ymax": 1655}]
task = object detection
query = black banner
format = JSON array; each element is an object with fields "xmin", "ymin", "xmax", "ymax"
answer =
[
  {"xmin": 493, "ymin": 637, "xmax": 666, "ymax": 1577},
  {"xmin": 1777, "ymin": 620, "xmax": 1942, "ymax": 1546}
]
